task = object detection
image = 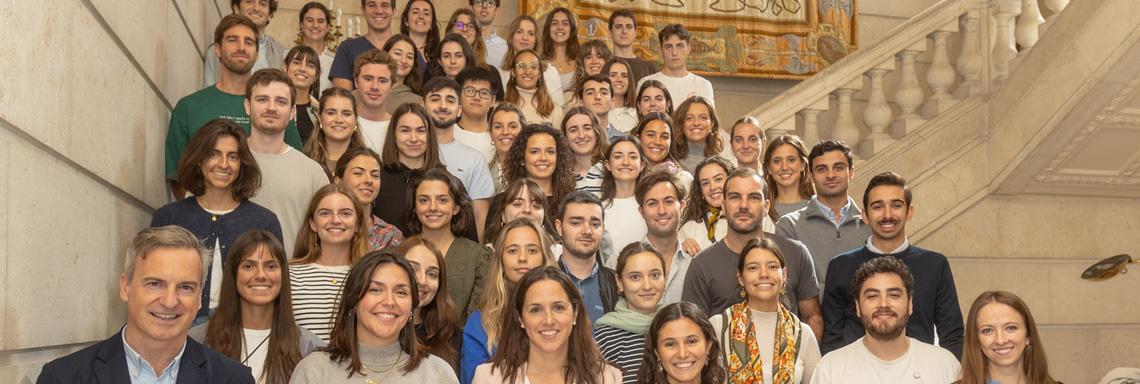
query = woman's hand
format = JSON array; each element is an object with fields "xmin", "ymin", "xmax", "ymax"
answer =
[{"xmin": 681, "ymin": 238, "xmax": 701, "ymax": 256}]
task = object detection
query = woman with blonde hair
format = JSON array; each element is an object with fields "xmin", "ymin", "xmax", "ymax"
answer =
[
  {"xmin": 561, "ymin": 106, "xmax": 609, "ymax": 196},
  {"xmin": 673, "ymin": 96, "xmax": 733, "ymax": 174},
  {"xmin": 764, "ymin": 134, "xmax": 814, "ymax": 222},
  {"xmin": 499, "ymin": 15, "xmax": 564, "ymax": 105},
  {"xmin": 958, "ymin": 291, "xmax": 1061, "ymax": 384},
  {"xmin": 505, "ymin": 50, "xmax": 564, "ymax": 125}
]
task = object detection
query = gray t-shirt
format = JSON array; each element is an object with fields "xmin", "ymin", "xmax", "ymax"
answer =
[
  {"xmin": 681, "ymin": 235, "xmax": 820, "ymax": 317},
  {"xmin": 250, "ymin": 148, "xmax": 329, "ymax": 257},
  {"xmin": 773, "ymin": 200, "xmax": 810, "ymax": 219}
]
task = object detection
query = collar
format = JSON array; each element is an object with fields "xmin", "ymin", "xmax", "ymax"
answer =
[
  {"xmin": 121, "ymin": 327, "xmax": 187, "ymax": 381},
  {"xmin": 809, "ymin": 195, "xmax": 861, "ymax": 224},
  {"xmin": 866, "ymin": 237, "xmax": 910, "ymax": 255},
  {"xmin": 643, "ymin": 234, "xmax": 692, "ymax": 259},
  {"xmin": 559, "ymin": 255, "xmax": 600, "ymax": 282}
]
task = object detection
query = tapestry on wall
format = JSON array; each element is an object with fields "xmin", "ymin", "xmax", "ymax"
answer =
[{"xmin": 519, "ymin": 0, "xmax": 858, "ymax": 79}]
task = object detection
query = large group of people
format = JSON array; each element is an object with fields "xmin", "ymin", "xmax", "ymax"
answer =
[{"xmin": 36, "ymin": 0, "xmax": 1063, "ymax": 383}]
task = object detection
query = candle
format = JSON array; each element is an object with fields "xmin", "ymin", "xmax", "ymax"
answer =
[
  {"xmin": 337, "ymin": 9, "xmax": 343, "ymax": 27},
  {"xmin": 329, "ymin": 0, "xmax": 334, "ymax": 9},
  {"xmin": 355, "ymin": 16, "xmax": 362, "ymax": 36}
]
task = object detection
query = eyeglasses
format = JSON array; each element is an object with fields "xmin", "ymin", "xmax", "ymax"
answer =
[
  {"xmin": 472, "ymin": 0, "xmax": 496, "ymax": 7},
  {"xmin": 455, "ymin": 21, "xmax": 471, "ymax": 31},
  {"xmin": 463, "ymin": 87, "xmax": 493, "ymax": 99},
  {"xmin": 514, "ymin": 62, "xmax": 540, "ymax": 71}
]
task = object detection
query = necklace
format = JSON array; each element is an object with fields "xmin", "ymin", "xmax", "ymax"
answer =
[
  {"xmin": 241, "ymin": 332, "xmax": 271, "ymax": 364},
  {"xmin": 362, "ymin": 355, "xmax": 406, "ymax": 384}
]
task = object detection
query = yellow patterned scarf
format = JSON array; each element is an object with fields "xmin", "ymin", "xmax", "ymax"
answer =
[
  {"xmin": 723, "ymin": 302, "xmax": 802, "ymax": 384},
  {"xmin": 704, "ymin": 204, "xmax": 721, "ymax": 242}
]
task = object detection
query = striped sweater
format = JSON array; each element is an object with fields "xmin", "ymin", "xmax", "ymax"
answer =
[
  {"xmin": 289, "ymin": 263, "xmax": 350, "ymax": 341},
  {"xmin": 593, "ymin": 325, "xmax": 647, "ymax": 384}
]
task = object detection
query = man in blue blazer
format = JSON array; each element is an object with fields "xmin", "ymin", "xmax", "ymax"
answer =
[{"xmin": 37, "ymin": 226, "xmax": 253, "ymax": 383}]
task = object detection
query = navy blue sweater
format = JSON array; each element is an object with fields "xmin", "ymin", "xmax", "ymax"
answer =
[
  {"xmin": 151, "ymin": 198, "xmax": 283, "ymax": 319},
  {"xmin": 821, "ymin": 245, "xmax": 964, "ymax": 358}
]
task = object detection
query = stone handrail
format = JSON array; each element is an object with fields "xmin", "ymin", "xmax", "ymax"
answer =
[{"xmin": 745, "ymin": 0, "xmax": 1068, "ymax": 159}]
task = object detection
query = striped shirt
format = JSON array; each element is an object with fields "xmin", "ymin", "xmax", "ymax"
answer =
[
  {"xmin": 593, "ymin": 325, "xmax": 647, "ymax": 384},
  {"xmin": 575, "ymin": 161, "xmax": 605, "ymax": 197},
  {"xmin": 289, "ymin": 263, "xmax": 350, "ymax": 341}
]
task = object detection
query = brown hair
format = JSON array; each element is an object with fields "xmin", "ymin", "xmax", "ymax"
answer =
[
  {"xmin": 245, "ymin": 68, "xmax": 297, "ymax": 105},
  {"xmin": 680, "ymin": 156, "xmax": 735, "ymax": 224},
  {"xmin": 633, "ymin": 112, "xmax": 683, "ymax": 163},
  {"xmin": 673, "ymin": 96, "xmax": 722, "ymax": 158},
  {"xmin": 381, "ymin": 103, "xmax": 443, "ymax": 170},
  {"xmin": 175, "ymin": 118, "xmax": 262, "ymax": 200},
  {"xmin": 738, "ymin": 237, "xmax": 791, "ymax": 310},
  {"xmin": 289, "ymin": 184, "xmax": 370, "ymax": 265},
  {"xmin": 863, "ymin": 171, "xmax": 914, "ymax": 209},
  {"xmin": 560, "ymin": 106, "xmax": 609, "ymax": 165},
  {"xmin": 573, "ymin": 40, "xmax": 612, "ymax": 87},
  {"xmin": 602, "ymin": 57, "xmax": 638, "ymax": 107},
  {"xmin": 637, "ymin": 302, "xmax": 727, "ymax": 384},
  {"xmin": 763, "ymin": 134, "xmax": 814, "ymax": 221},
  {"xmin": 399, "ymin": 0, "xmax": 441, "ymax": 58},
  {"xmin": 959, "ymin": 291, "xmax": 1058, "ymax": 384},
  {"xmin": 478, "ymin": 218, "xmax": 556, "ymax": 352},
  {"xmin": 204, "ymin": 231, "xmax": 301, "ymax": 384},
  {"xmin": 600, "ymin": 135, "xmax": 648, "ymax": 206},
  {"xmin": 395, "ymin": 237, "xmax": 459, "ymax": 365},
  {"xmin": 501, "ymin": 16, "xmax": 540, "ymax": 71},
  {"xmin": 214, "ymin": 14, "xmax": 260, "ymax": 46},
  {"xmin": 405, "ymin": 167, "xmax": 474, "ymax": 237},
  {"xmin": 539, "ymin": 8, "xmax": 580, "ymax": 62},
  {"xmin": 635, "ymin": 80, "xmax": 675, "ymax": 118},
  {"xmin": 503, "ymin": 124, "xmax": 577, "ymax": 211},
  {"xmin": 304, "ymin": 87, "xmax": 367, "ymax": 179},
  {"xmin": 505, "ymin": 50, "xmax": 556, "ymax": 118},
  {"xmin": 634, "ymin": 169, "xmax": 686, "ymax": 208},
  {"xmin": 352, "ymin": 49, "xmax": 398, "ymax": 83},
  {"xmin": 483, "ymin": 178, "xmax": 559, "ymax": 245},
  {"xmin": 325, "ymin": 250, "xmax": 426, "ymax": 376},
  {"xmin": 383, "ymin": 34, "xmax": 425, "ymax": 93},
  {"xmin": 284, "ymin": 45, "xmax": 322, "ymax": 101},
  {"xmin": 489, "ymin": 266, "xmax": 613, "ymax": 384},
  {"xmin": 614, "ymin": 241, "xmax": 665, "ymax": 278},
  {"xmin": 445, "ymin": 8, "xmax": 487, "ymax": 67}
]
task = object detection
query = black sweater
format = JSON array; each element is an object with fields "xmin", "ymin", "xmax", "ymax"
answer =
[{"xmin": 821, "ymin": 245, "xmax": 964, "ymax": 358}]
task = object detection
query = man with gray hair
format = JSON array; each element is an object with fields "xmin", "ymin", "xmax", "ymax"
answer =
[{"xmin": 37, "ymin": 226, "xmax": 253, "ymax": 383}]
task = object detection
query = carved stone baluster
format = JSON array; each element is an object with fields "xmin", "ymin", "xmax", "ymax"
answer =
[
  {"xmin": 1016, "ymin": 0, "xmax": 1044, "ymax": 49},
  {"xmin": 891, "ymin": 42, "xmax": 927, "ymax": 138},
  {"xmin": 796, "ymin": 98, "xmax": 829, "ymax": 147},
  {"xmin": 859, "ymin": 63, "xmax": 896, "ymax": 158},
  {"xmin": 954, "ymin": 11, "xmax": 983, "ymax": 99},
  {"xmin": 764, "ymin": 116, "xmax": 796, "ymax": 139},
  {"xmin": 924, "ymin": 23, "xmax": 958, "ymax": 117},
  {"xmin": 830, "ymin": 78, "xmax": 864, "ymax": 152},
  {"xmin": 1043, "ymin": 0, "xmax": 1069, "ymax": 22},
  {"xmin": 992, "ymin": 0, "xmax": 1022, "ymax": 84}
]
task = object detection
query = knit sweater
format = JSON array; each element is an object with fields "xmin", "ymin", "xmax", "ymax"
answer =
[
  {"xmin": 775, "ymin": 196, "xmax": 870, "ymax": 286},
  {"xmin": 820, "ymin": 245, "xmax": 965, "ymax": 358},
  {"xmin": 290, "ymin": 343, "xmax": 458, "ymax": 383}
]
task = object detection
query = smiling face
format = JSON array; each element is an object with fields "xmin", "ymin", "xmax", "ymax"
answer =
[
  {"xmin": 609, "ymin": 15, "xmax": 636, "ymax": 48},
  {"xmin": 395, "ymin": 112, "xmax": 429, "ymax": 163},
  {"xmin": 501, "ymin": 226, "xmax": 546, "ymax": 283},
  {"xmin": 473, "ymin": 0, "xmax": 499, "ymax": 25},
  {"xmin": 656, "ymin": 317, "xmax": 710, "ymax": 384},
  {"xmin": 723, "ymin": 175, "xmax": 767, "ymax": 235},
  {"xmin": 696, "ymin": 163, "xmax": 727, "ymax": 209},
  {"xmin": 512, "ymin": 20, "xmax": 537, "ymax": 50},
  {"xmin": 425, "ymin": 87, "xmax": 460, "ymax": 128},
  {"xmin": 337, "ymin": 154, "xmax": 382, "ymax": 205},
  {"xmin": 638, "ymin": 119, "xmax": 672, "ymax": 164},
  {"xmin": 731, "ymin": 123, "xmax": 763, "ymax": 167},
  {"xmin": 286, "ymin": 55, "xmax": 318, "ymax": 90},
  {"xmin": 216, "ymin": 24, "xmax": 257, "ymax": 75},
  {"xmin": 564, "ymin": 113, "xmax": 597, "ymax": 157},
  {"xmin": 355, "ymin": 262, "xmax": 414, "ymax": 346},
  {"xmin": 403, "ymin": 244, "xmax": 441, "ymax": 307},
  {"xmin": 355, "ymin": 63, "xmax": 393, "ymax": 110},
  {"xmin": 503, "ymin": 185, "xmax": 545, "ymax": 224},
  {"xmin": 617, "ymin": 252, "xmax": 665, "ymax": 313},
  {"xmin": 855, "ymin": 272, "xmax": 912, "ymax": 342},
  {"xmin": 738, "ymin": 248, "xmax": 784, "ymax": 307},
  {"xmin": 524, "ymin": 133, "xmax": 558, "ymax": 182},
  {"xmin": 767, "ymin": 144, "xmax": 804, "ymax": 189},
  {"xmin": 640, "ymin": 181, "xmax": 683, "ymax": 238},
  {"xmin": 440, "ymin": 41, "xmax": 467, "ymax": 78},
  {"xmin": 977, "ymin": 302, "xmax": 1029, "ymax": 371},
  {"xmin": 451, "ymin": 13, "xmax": 478, "ymax": 44},
  {"xmin": 120, "ymin": 247, "xmax": 202, "ymax": 349},
  {"xmin": 521, "ymin": 279, "xmax": 576, "ymax": 355},
  {"xmin": 235, "ymin": 245, "xmax": 282, "ymax": 308},
  {"xmin": 414, "ymin": 180, "xmax": 459, "ymax": 231},
  {"xmin": 405, "ymin": 0, "xmax": 433, "ymax": 34},
  {"xmin": 548, "ymin": 12, "xmax": 572, "ymax": 44},
  {"xmin": 200, "ymin": 135, "xmax": 240, "ymax": 192},
  {"xmin": 309, "ymin": 193, "xmax": 359, "ymax": 246},
  {"xmin": 582, "ymin": 48, "xmax": 607, "ymax": 76},
  {"xmin": 556, "ymin": 202, "xmax": 604, "ymax": 260},
  {"xmin": 581, "ymin": 80, "xmax": 612, "ymax": 116},
  {"xmin": 387, "ymin": 40, "xmax": 416, "ymax": 79},
  {"xmin": 363, "ymin": 0, "xmax": 395, "ymax": 32},
  {"xmin": 638, "ymin": 87, "xmax": 669, "ymax": 116},
  {"xmin": 301, "ymin": 8, "xmax": 329, "ymax": 42},
  {"xmin": 320, "ymin": 96, "xmax": 357, "ymax": 142},
  {"xmin": 606, "ymin": 141, "xmax": 644, "ymax": 183},
  {"xmin": 233, "ymin": 0, "xmax": 271, "ymax": 28},
  {"xmin": 810, "ymin": 150, "xmax": 853, "ymax": 199},
  {"xmin": 681, "ymin": 103, "xmax": 711, "ymax": 143},
  {"xmin": 863, "ymin": 185, "xmax": 913, "ymax": 245},
  {"xmin": 245, "ymin": 81, "xmax": 295, "ymax": 135},
  {"xmin": 512, "ymin": 52, "xmax": 541, "ymax": 90},
  {"xmin": 490, "ymin": 110, "xmax": 523, "ymax": 155}
]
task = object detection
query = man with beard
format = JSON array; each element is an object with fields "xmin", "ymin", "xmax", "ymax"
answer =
[
  {"xmin": 203, "ymin": 0, "xmax": 288, "ymax": 86},
  {"xmin": 556, "ymin": 191, "xmax": 619, "ymax": 323},
  {"xmin": 682, "ymin": 167, "xmax": 824, "ymax": 340},
  {"xmin": 423, "ymin": 77, "xmax": 493, "ymax": 239},
  {"xmin": 167, "ymin": 15, "xmax": 303, "ymax": 197},
  {"xmin": 634, "ymin": 171, "xmax": 691, "ymax": 305},
  {"xmin": 776, "ymin": 140, "xmax": 870, "ymax": 286},
  {"xmin": 244, "ymin": 69, "xmax": 329, "ymax": 257},
  {"xmin": 330, "ymin": 0, "xmax": 398, "ymax": 89},
  {"xmin": 820, "ymin": 172, "xmax": 964, "ymax": 358},
  {"xmin": 811, "ymin": 256, "xmax": 960, "ymax": 383}
]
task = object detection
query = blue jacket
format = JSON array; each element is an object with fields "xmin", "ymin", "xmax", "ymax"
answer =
[{"xmin": 37, "ymin": 331, "xmax": 253, "ymax": 384}]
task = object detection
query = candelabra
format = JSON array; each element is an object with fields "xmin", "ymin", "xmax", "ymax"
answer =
[{"xmin": 296, "ymin": 0, "xmax": 364, "ymax": 53}]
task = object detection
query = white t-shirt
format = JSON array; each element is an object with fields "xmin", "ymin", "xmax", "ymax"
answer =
[
  {"xmin": 241, "ymin": 328, "xmax": 272, "ymax": 383},
  {"xmin": 454, "ymin": 124, "xmax": 495, "ymax": 163},
  {"xmin": 810, "ymin": 337, "xmax": 960, "ymax": 384},
  {"xmin": 200, "ymin": 206, "xmax": 234, "ymax": 311},
  {"xmin": 439, "ymin": 139, "xmax": 495, "ymax": 200},
  {"xmin": 250, "ymin": 148, "xmax": 329, "ymax": 257},
  {"xmin": 358, "ymin": 117, "xmax": 390, "ymax": 151},
  {"xmin": 639, "ymin": 71, "xmax": 716, "ymax": 108},
  {"xmin": 603, "ymin": 196, "xmax": 648, "ymax": 253}
]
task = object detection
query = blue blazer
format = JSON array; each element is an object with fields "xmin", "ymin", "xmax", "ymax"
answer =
[{"xmin": 36, "ymin": 331, "xmax": 253, "ymax": 384}]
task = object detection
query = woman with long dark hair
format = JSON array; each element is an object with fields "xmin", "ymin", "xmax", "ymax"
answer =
[
  {"xmin": 708, "ymin": 238, "xmax": 820, "ymax": 383},
  {"xmin": 288, "ymin": 184, "xmax": 370, "ymax": 341},
  {"xmin": 604, "ymin": 58, "xmax": 638, "ymax": 133},
  {"xmin": 637, "ymin": 302, "xmax": 727, "ymax": 384},
  {"xmin": 431, "ymin": 34, "xmax": 478, "ymax": 80},
  {"xmin": 283, "ymin": 45, "xmax": 323, "ymax": 142},
  {"xmin": 594, "ymin": 243, "xmax": 666, "ymax": 384},
  {"xmin": 487, "ymin": 102, "xmax": 526, "ymax": 190},
  {"xmin": 297, "ymin": 1, "xmax": 334, "ymax": 92},
  {"xmin": 499, "ymin": 15, "xmax": 563, "ymax": 105},
  {"xmin": 501, "ymin": 123, "xmax": 576, "ymax": 214},
  {"xmin": 764, "ymin": 134, "xmax": 815, "ymax": 222},
  {"xmin": 382, "ymin": 34, "xmax": 426, "ymax": 112},
  {"xmin": 190, "ymin": 231, "xmax": 325, "ymax": 384},
  {"xmin": 375, "ymin": 103, "xmax": 444, "ymax": 235},
  {"xmin": 400, "ymin": 0, "xmax": 441, "ymax": 63},
  {"xmin": 635, "ymin": 80, "xmax": 674, "ymax": 119},
  {"xmin": 599, "ymin": 136, "xmax": 647, "ymax": 253},
  {"xmin": 473, "ymin": 266, "xmax": 621, "ymax": 384},
  {"xmin": 672, "ymin": 96, "xmax": 732, "ymax": 174},
  {"xmin": 678, "ymin": 156, "xmax": 734, "ymax": 254},
  {"xmin": 397, "ymin": 237, "xmax": 461, "ymax": 368},
  {"xmin": 482, "ymin": 178, "xmax": 560, "ymax": 249},
  {"xmin": 539, "ymin": 7, "xmax": 581, "ymax": 98},
  {"xmin": 631, "ymin": 112, "xmax": 692, "ymax": 187},
  {"xmin": 561, "ymin": 106, "xmax": 609, "ymax": 197},
  {"xmin": 153, "ymin": 118, "xmax": 282, "ymax": 325},
  {"xmin": 290, "ymin": 251, "xmax": 459, "ymax": 382},
  {"xmin": 333, "ymin": 147, "xmax": 404, "ymax": 251},
  {"xmin": 304, "ymin": 87, "xmax": 367, "ymax": 179},
  {"xmin": 568, "ymin": 40, "xmax": 611, "ymax": 103},
  {"xmin": 958, "ymin": 291, "xmax": 1060, "ymax": 384}
]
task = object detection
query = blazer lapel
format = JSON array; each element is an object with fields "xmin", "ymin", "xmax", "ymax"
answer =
[
  {"xmin": 94, "ymin": 332, "xmax": 131, "ymax": 384},
  {"xmin": 176, "ymin": 338, "xmax": 208, "ymax": 384}
]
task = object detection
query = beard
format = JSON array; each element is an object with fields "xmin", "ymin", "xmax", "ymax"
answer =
[
  {"xmin": 431, "ymin": 116, "xmax": 459, "ymax": 129},
  {"xmin": 220, "ymin": 51, "xmax": 255, "ymax": 75},
  {"xmin": 861, "ymin": 308, "xmax": 909, "ymax": 342},
  {"xmin": 727, "ymin": 213, "xmax": 760, "ymax": 234},
  {"xmin": 563, "ymin": 236, "xmax": 600, "ymax": 259}
]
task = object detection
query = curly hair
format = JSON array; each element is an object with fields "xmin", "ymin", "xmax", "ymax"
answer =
[
  {"xmin": 502, "ymin": 124, "xmax": 576, "ymax": 215},
  {"xmin": 680, "ymin": 156, "xmax": 735, "ymax": 224},
  {"xmin": 637, "ymin": 302, "xmax": 727, "ymax": 384},
  {"xmin": 672, "ymin": 96, "xmax": 722, "ymax": 158}
]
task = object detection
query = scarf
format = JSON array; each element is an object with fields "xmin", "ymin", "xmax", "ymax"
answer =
[
  {"xmin": 595, "ymin": 299, "xmax": 656, "ymax": 334},
  {"xmin": 723, "ymin": 302, "xmax": 802, "ymax": 384},
  {"xmin": 704, "ymin": 204, "xmax": 722, "ymax": 242}
]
